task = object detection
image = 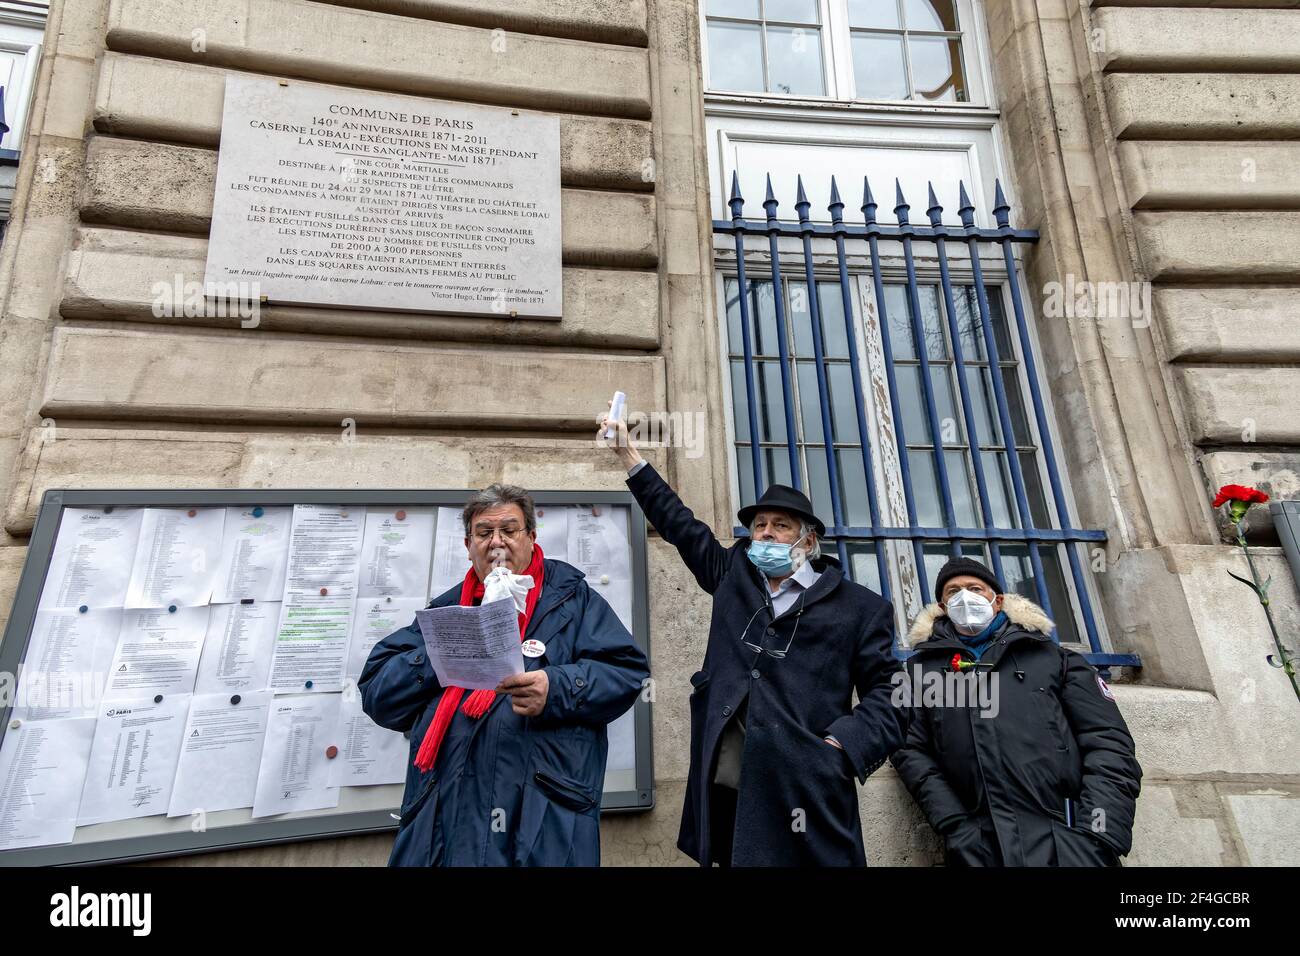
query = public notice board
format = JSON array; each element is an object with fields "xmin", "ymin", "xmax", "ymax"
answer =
[{"xmin": 204, "ymin": 76, "xmax": 563, "ymax": 318}]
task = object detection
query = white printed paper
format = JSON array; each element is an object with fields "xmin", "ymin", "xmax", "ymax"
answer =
[
  {"xmin": 195, "ymin": 602, "xmax": 278, "ymax": 693},
  {"xmin": 568, "ymin": 507, "xmax": 632, "ymax": 581},
  {"xmin": 416, "ymin": 599, "xmax": 524, "ymax": 691},
  {"xmin": 0, "ymin": 717, "xmax": 97, "ymax": 849},
  {"xmin": 39, "ymin": 508, "xmax": 143, "ymax": 611},
  {"xmin": 167, "ymin": 691, "xmax": 272, "ymax": 817},
  {"xmin": 104, "ymin": 607, "xmax": 209, "ymax": 698},
  {"xmin": 359, "ymin": 507, "xmax": 434, "ymax": 599},
  {"xmin": 533, "ymin": 505, "xmax": 569, "ymax": 562},
  {"xmin": 124, "ymin": 507, "xmax": 227, "ymax": 608},
  {"xmin": 213, "ymin": 506, "xmax": 291, "ymax": 603},
  {"xmin": 268, "ymin": 594, "xmax": 353, "ymax": 694},
  {"xmin": 346, "ymin": 597, "xmax": 426, "ymax": 682},
  {"xmin": 327, "ymin": 691, "xmax": 408, "ymax": 788},
  {"xmin": 77, "ymin": 694, "xmax": 191, "ymax": 826},
  {"xmin": 429, "ymin": 506, "xmax": 471, "ymax": 598},
  {"xmin": 252, "ymin": 694, "xmax": 341, "ymax": 818},
  {"xmin": 13, "ymin": 608, "xmax": 121, "ymax": 721},
  {"xmin": 284, "ymin": 504, "xmax": 365, "ymax": 598}
]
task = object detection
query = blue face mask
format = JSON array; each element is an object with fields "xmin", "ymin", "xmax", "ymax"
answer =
[{"xmin": 748, "ymin": 539, "xmax": 796, "ymax": 577}]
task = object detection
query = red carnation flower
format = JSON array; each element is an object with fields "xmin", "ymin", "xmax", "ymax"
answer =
[{"xmin": 1213, "ymin": 484, "xmax": 1269, "ymax": 509}]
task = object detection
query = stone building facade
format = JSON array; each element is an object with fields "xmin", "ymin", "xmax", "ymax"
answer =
[{"xmin": 0, "ymin": 0, "xmax": 1295, "ymax": 865}]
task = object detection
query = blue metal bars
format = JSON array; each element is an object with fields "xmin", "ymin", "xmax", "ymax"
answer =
[{"xmin": 715, "ymin": 174, "xmax": 1136, "ymax": 673}]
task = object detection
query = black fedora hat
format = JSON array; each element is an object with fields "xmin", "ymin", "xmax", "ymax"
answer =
[{"xmin": 737, "ymin": 485, "xmax": 826, "ymax": 537}]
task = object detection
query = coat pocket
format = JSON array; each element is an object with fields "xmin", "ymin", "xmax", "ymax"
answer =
[
  {"xmin": 1049, "ymin": 819, "xmax": 1120, "ymax": 867},
  {"xmin": 514, "ymin": 767, "xmax": 599, "ymax": 867}
]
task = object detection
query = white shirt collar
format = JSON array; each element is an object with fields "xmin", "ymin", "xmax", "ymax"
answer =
[{"xmin": 770, "ymin": 558, "xmax": 820, "ymax": 594}]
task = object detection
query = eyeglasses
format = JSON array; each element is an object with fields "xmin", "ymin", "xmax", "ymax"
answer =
[
  {"xmin": 472, "ymin": 524, "xmax": 527, "ymax": 543},
  {"xmin": 738, "ymin": 592, "xmax": 806, "ymax": 660}
]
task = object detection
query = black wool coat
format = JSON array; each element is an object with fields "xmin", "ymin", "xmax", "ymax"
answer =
[
  {"xmin": 627, "ymin": 464, "xmax": 903, "ymax": 866},
  {"xmin": 891, "ymin": 595, "xmax": 1143, "ymax": 866}
]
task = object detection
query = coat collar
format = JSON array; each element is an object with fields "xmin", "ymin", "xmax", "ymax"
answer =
[{"xmin": 906, "ymin": 592, "xmax": 1054, "ymax": 646}]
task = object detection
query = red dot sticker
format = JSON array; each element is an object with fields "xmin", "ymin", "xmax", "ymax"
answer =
[
  {"xmin": 187, "ymin": 509, "xmax": 197, "ymax": 517},
  {"xmin": 319, "ymin": 587, "xmax": 328, "ymax": 596},
  {"xmin": 325, "ymin": 745, "xmax": 339, "ymax": 759},
  {"xmin": 395, "ymin": 509, "xmax": 407, "ymax": 521}
]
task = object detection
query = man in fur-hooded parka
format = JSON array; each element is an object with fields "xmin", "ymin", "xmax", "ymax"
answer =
[{"xmin": 890, "ymin": 557, "xmax": 1142, "ymax": 867}]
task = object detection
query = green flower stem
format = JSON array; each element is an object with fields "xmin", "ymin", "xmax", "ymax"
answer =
[{"xmin": 1233, "ymin": 518, "xmax": 1300, "ymax": 705}]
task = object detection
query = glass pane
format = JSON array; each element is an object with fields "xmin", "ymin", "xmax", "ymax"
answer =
[
  {"xmin": 916, "ymin": 284, "xmax": 947, "ymax": 360},
  {"xmin": 736, "ymin": 446, "xmax": 757, "ymax": 508},
  {"xmin": 847, "ymin": 542, "xmax": 884, "ymax": 594},
  {"xmin": 767, "ymin": 26, "xmax": 825, "ymax": 95},
  {"xmin": 806, "ymin": 445, "xmax": 835, "ymax": 527},
  {"xmin": 1020, "ymin": 451, "xmax": 1054, "ymax": 528},
  {"xmin": 731, "ymin": 359, "xmax": 754, "ymax": 444},
  {"xmin": 954, "ymin": 285, "xmax": 986, "ymax": 361},
  {"xmin": 848, "ymin": 0, "xmax": 902, "ymax": 29},
  {"xmin": 851, "ymin": 32, "xmax": 908, "ymax": 100},
  {"xmin": 707, "ymin": 0, "xmax": 761, "ymax": 17},
  {"xmin": 963, "ymin": 364, "xmax": 1001, "ymax": 446},
  {"xmin": 765, "ymin": 0, "xmax": 820, "ymax": 23},
  {"xmin": 752, "ymin": 280, "xmax": 781, "ymax": 355},
  {"xmin": 910, "ymin": 36, "xmax": 966, "ymax": 102},
  {"xmin": 755, "ymin": 360, "xmax": 791, "ymax": 444},
  {"xmin": 816, "ymin": 281, "xmax": 851, "ymax": 358},
  {"xmin": 944, "ymin": 449, "xmax": 977, "ymax": 528},
  {"xmin": 986, "ymin": 286, "xmax": 1014, "ymax": 358},
  {"xmin": 1001, "ymin": 545, "xmax": 1079, "ymax": 645},
  {"xmin": 788, "ymin": 281, "xmax": 813, "ymax": 356},
  {"xmin": 1004, "ymin": 369, "xmax": 1034, "ymax": 446},
  {"xmin": 930, "ymin": 364, "xmax": 961, "ymax": 443},
  {"xmin": 737, "ymin": 444, "xmax": 796, "ymax": 509},
  {"xmin": 895, "ymin": 365, "xmax": 930, "ymax": 443},
  {"xmin": 981, "ymin": 450, "xmax": 1016, "ymax": 529},
  {"xmin": 837, "ymin": 448, "xmax": 873, "ymax": 526},
  {"xmin": 725, "ymin": 277, "xmax": 744, "ymax": 354},
  {"xmin": 762, "ymin": 445, "xmax": 795, "ymax": 491},
  {"xmin": 882, "ymin": 284, "xmax": 914, "ymax": 359},
  {"xmin": 827, "ymin": 362, "xmax": 859, "ymax": 443},
  {"xmin": 796, "ymin": 360, "xmax": 825, "ymax": 444},
  {"xmin": 907, "ymin": 448, "xmax": 942, "ymax": 527},
  {"xmin": 904, "ymin": 0, "xmax": 959, "ymax": 32},
  {"xmin": 707, "ymin": 22, "xmax": 765, "ymax": 93}
]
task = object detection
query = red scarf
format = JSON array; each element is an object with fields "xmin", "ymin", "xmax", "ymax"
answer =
[{"xmin": 413, "ymin": 546, "xmax": 545, "ymax": 773}]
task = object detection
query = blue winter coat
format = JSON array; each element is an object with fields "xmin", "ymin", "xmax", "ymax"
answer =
[{"xmin": 359, "ymin": 558, "xmax": 648, "ymax": 866}]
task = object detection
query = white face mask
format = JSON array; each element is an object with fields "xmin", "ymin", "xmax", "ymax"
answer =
[{"xmin": 945, "ymin": 589, "xmax": 996, "ymax": 634}]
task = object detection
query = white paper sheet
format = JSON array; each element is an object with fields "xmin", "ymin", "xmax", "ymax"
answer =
[
  {"xmin": 533, "ymin": 505, "xmax": 569, "ymax": 562},
  {"xmin": 590, "ymin": 575, "xmax": 635, "ymax": 635},
  {"xmin": 195, "ymin": 602, "xmax": 278, "ymax": 693},
  {"xmin": 283, "ymin": 504, "xmax": 366, "ymax": 598},
  {"xmin": 416, "ymin": 599, "xmax": 524, "ymax": 690},
  {"xmin": 429, "ymin": 506, "xmax": 471, "ymax": 599},
  {"xmin": 327, "ymin": 691, "xmax": 408, "ymax": 788},
  {"xmin": 267, "ymin": 594, "xmax": 353, "ymax": 694},
  {"xmin": 123, "ymin": 507, "xmax": 227, "ymax": 609},
  {"xmin": 77, "ymin": 694, "xmax": 191, "ymax": 826},
  {"xmin": 167, "ymin": 691, "xmax": 272, "ymax": 818},
  {"xmin": 39, "ymin": 507, "xmax": 143, "ymax": 611},
  {"xmin": 13, "ymin": 608, "xmax": 121, "ymax": 721},
  {"xmin": 346, "ymin": 597, "xmax": 426, "ymax": 681},
  {"xmin": 359, "ymin": 507, "xmax": 434, "ymax": 599},
  {"xmin": 567, "ymin": 507, "xmax": 632, "ymax": 581},
  {"xmin": 212, "ymin": 506, "xmax": 291, "ymax": 603},
  {"xmin": 252, "ymin": 694, "xmax": 341, "ymax": 818},
  {"xmin": 0, "ymin": 717, "xmax": 97, "ymax": 850},
  {"xmin": 104, "ymin": 607, "xmax": 209, "ymax": 698}
]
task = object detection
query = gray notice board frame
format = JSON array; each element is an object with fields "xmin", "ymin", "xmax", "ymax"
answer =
[{"xmin": 0, "ymin": 488, "xmax": 655, "ymax": 866}]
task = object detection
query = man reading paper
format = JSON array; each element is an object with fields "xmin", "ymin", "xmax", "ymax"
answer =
[{"xmin": 360, "ymin": 484, "xmax": 648, "ymax": 867}]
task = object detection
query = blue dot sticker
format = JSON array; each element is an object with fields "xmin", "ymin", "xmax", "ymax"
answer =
[
  {"xmin": 305, "ymin": 680, "xmax": 314, "ymax": 689},
  {"xmin": 78, "ymin": 605, "xmax": 89, "ymax": 614},
  {"xmin": 252, "ymin": 506, "xmax": 264, "ymax": 518},
  {"xmin": 168, "ymin": 604, "xmax": 178, "ymax": 613}
]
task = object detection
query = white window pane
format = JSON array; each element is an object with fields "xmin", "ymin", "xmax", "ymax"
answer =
[
  {"xmin": 848, "ymin": 0, "xmax": 902, "ymax": 29},
  {"xmin": 707, "ymin": 21, "xmax": 765, "ymax": 92},
  {"xmin": 909, "ymin": 35, "xmax": 967, "ymax": 102},
  {"xmin": 706, "ymin": 0, "xmax": 761, "ymax": 18},
  {"xmin": 765, "ymin": 0, "xmax": 820, "ymax": 23},
  {"xmin": 851, "ymin": 32, "xmax": 908, "ymax": 100},
  {"xmin": 766, "ymin": 25, "xmax": 825, "ymax": 95},
  {"xmin": 904, "ymin": 0, "xmax": 959, "ymax": 32}
]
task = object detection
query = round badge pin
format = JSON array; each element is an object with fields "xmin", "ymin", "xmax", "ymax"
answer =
[{"xmin": 521, "ymin": 639, "xmax": 546, "ymax": 659}]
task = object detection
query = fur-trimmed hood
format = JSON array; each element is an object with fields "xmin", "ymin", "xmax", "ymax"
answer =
[{"xmin": 906, "ymin": 592, "xmax": 1054, "ymax": 645}]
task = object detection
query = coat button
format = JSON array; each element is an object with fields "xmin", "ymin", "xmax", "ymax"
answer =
[
  {"xmin": 722, "ymin": 705, "xmax": 732, "ymax": 716},
  {"xmin": 415, "ymin": 674, "xmax": 424, "ymax": 683},
  {"xmin": 766, "ymin": 628, "xmax": 775, "ymax": 637},
  {"xmin": 412, "ymin": 653, "xmax": 424, "ymax": 665},
  {"xmin": 575, "ymin": 677, "xmax": 586, "ymax": 688},
  {"xmin": 751, "ymin": 669, "xmax": 761, "ymax": 679}
]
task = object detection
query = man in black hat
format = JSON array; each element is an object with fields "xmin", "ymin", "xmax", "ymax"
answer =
[
  {"xmin": 892, "ymin": 555, "xmax": 1142, "ymax": 866},
  {"xmin": 598, "ymin": 409, "xmax": 903, "ymax": 866}
]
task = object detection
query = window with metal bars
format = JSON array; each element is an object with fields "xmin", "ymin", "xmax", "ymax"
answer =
[{"xmin": 714, "ymin": 173, "xmax": 1137, "ymax": 674}]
